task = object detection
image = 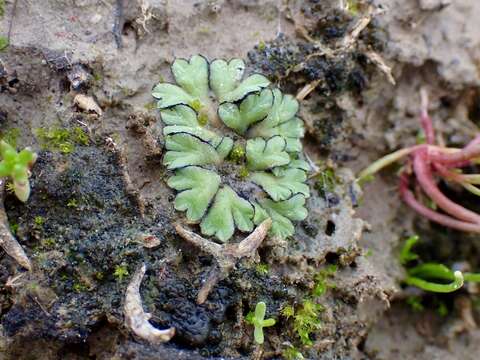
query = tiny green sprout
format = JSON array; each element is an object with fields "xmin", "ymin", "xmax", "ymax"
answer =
[
  {"xmin": 255, "ymin": 263, "xmax": 269, "ymax": 276},
  {"xmin": 67, "ymin": 199, "xmax": 78, "ymax": 208},
  {"xmin": 73, "ymin": 281, "xmax": 88, "ymax": 293},
  {"xmin": 34, "ymin": 216, "xmax": 45, "ymax": 227},
  {"xmin": 41, "ymin": 238, "xmax": 55, "ymax": 248},
  {"xmin": 246, "ymin": 301, "xmax": 276, "ymax": 344},
  {"xmin": 436, "ymin": 301, "xmax": 448, "ymax": 317},
  {"xmin": 406, "ymin": 296, "xmax": 424, "ymax": 312},
  {"xmin": 314, "ymin": 167, "xmax": 337, "ymax": 197},
  {"xmin": 9, "ymin": 222, "xmax": 18, "ymax": 235},
  {"xmin": 0, "ymin": 140, "xmax": 37, "ymax": 202},
  {"xmin": 283, "ymin": 344, "xmax": 304, "ymax": 360},
  {"xmin": 399, "ymin": 235, "xmax": 480, "ymax": 293},
  {"xmin": 280, "ymin": 304, "xmax": 295, "ymax": 319},
  {"xmin": 313, "ymin": 264, "xmax": 337, "ymax": 296},
  {"xmin": 0, "ymin": 36, "xmax": 8, "ymax": 51},
  {"xmin": 399, "ymin": 235, "xmax": 419, "ymax": 265},
  {"xmin": 114, "ymin": 264, "xmax": 129, "ymax": 281}
]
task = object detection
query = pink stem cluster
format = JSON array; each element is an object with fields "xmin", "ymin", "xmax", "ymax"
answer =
[{"xmin": 398, "ymin": 91, "xmax": 480, "ymax": 232}]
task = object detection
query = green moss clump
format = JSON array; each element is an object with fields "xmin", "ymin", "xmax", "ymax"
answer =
[
  {"xmin": 114, "ymin": 264, "xmax": 129, "ymax": 282},
  {"xmin": 255, "ymin": 263, "xmax": 269, "ymax": 276},
  {"xmin": 35, "ymin": 126, "xmax": 89, "ymax": 154},
  {"xmin": 0, "ymin": 128, "xmax": 21, "ymax": 147},
  {"xmin": 0, "ymin": 36, "xmax": 8, "ymax": 51},
  {"xmin": 34, "ymin": 216, "xmax": 45, "ymax": 227},
  {"xmin": 280, "ymin": 266, "xmax": 337, "ymax": 347},
  {"xmin": 228, "ymin": 144, "xmax": 245, "ymax": 163},
  {"xmin": 67, "ymin": 199, "xmax": 79, "ymax": 208},
  {"xmin": 314, "ymin": 167, "xmax": 338, "ymax": 198}
]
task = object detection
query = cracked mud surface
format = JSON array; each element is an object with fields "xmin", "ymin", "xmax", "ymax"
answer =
[{"xmin": 1, "ymin": 0, "xmax": 480, "ymax": 359}]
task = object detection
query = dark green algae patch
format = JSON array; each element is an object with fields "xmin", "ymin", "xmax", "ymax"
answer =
[{"xmin": 0, "ymin": 142, "xmax": 296, "ymax": 358}]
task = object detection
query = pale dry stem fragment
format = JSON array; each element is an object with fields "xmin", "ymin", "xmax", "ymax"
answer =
[
  {"xmin": 73, "ymin": 94, "xmax": 103, "ymax": 116},
  {"xmin": 0, "ymin": 181, "xmax": 32, "ymax": 271},
  {"xmin": 124, "ymin": 263, "xmax": 175, "ymax": 343},
  {"xmin": 296, "ymin": 79, "xmax": 321, "ymax": 101},
  {"xmin": 175, "ymin": 219, "xmax": 272, "ymax": 304},
  {"xmin": 365, "ymin": 51, "xmax": 396, "ymax": 85}
]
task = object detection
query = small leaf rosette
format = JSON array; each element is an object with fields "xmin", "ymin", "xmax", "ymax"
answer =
[
  {"xmin": 0, "ymin": 140, "xmax": 37, "ymax": 202},
  {"xmin": 153, "ymin": 55, "xmax": 310, "ymax": 242}
]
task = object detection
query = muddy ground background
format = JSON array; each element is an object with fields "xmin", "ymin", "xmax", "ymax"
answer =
[{"xmin": 1, "ymin": 0, "xmax": 480, "ymax": 359}]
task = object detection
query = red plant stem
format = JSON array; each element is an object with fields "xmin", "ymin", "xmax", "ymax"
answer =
[
  {"xmin": 434, "ymin": 163, "xmax": 466, "ymax": 183},
  {"xmin": 399, "ymin": 174, "xmax": 480, "ymax": 233},
  {"xmin": 413, "ymin": 149, "xmax": 480, "ymax": 224},
  {"xmin": 428, "ymin": 135, "xmax": 480, "ymax": 164},
  {"xmin": 420, "ymin": 89, "xmax": 434, "ymax": 144}
]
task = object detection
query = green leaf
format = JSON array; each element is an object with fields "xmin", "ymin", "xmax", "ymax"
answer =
[
  {"xmin": 399, "ymin": 235, "xmax": 419, "ymax": 265},
  {"xmin": 161, "ymin": 105, "xmax": 199, "ymax": 127},
  {"xmin": 163, "ymin": 133, "xmax": 227, "ymax": 169},
  {"xmin": 167, "ymin": 166, "xmax": 220, "ymax": 221},
  {"xmin": 287, "ymin": 159, "xmax": 311, "ymax": 172},
  {"xmin": 161, "ymin": 104, "xmax": 228, "ymax": 148},
  {"xmin": 0, "ymin": 141, "xmax": 36, "ymax": 202},
  {"xmin": 218, "ymin": 89, "xmax": 273, "ymax": 134},
  {"xmin": 274, "ymin": 118, "xmax": 305, "ymax": 152},
  {"xmin": 255, "ymin": 194, "xmax": 308, "ymax": 238},
  {"xmin": 262, "ymin": 318, "xmax": 276, "ymax": 327},
  {"xmin": 152, "ymin": 83, "xmax": 194, "ymax": 109},
  {"xmin": 210, "ymin": 58, "xmax": 245, "ymax": 99},
  {"xmin": 255, "ymin": 301, "xmax": 266, "ymax": 320},
  {"xmin": 215, "ymin": 136, "xmax": 234, "ymax": 159},
  {"xmin": 248, "ymin": 89, "xmax": 303, "ymax": 151},
  {"xmin": 152, "ymin": 55, "xmax": 209, "ymax": 109},
  {"xmin": 200, "ymin": 186, "xmax": 254, "ymax": 242},
  {"xmin": 254, "ymin": 326, "xmax": 265, "ymax": 344},
  {"xmin": 251, "ymin": 168, "xmax": 309, "ymax": 201},
  {"xmin": 246, "ymin": 136, "xmax": 290, "ymax": 171},
  {"xmin": 171, "ymin": 55, "xmax": 209, "ymax": 98},
  {"xmin": 220, "ymin": 74, "xmax": 270, "ymax": 103},
  {"xmin": 0, "ymin": 36, "xmax": 8, "ymax": 52}
]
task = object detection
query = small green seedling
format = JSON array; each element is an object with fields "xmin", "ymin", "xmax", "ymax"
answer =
[
  {"xmin": 114, "ymin": 264, "xmax": 129, "ymax": 281},
  {"xmin": 400, "ymin": 235, "xmax": 480, "ymax": 293},
  {"xmin": 246, "ymin": 301, "xmax": 276, "ymax": 344},
  {"xmin": 0, "ymin": 140, "xmax": 37, "ymax": 202},
  {"xmin": 399, "ymin": 235, "xmax": 419, "ymax": 265}
]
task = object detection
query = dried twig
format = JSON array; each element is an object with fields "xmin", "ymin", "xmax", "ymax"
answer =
[
  {"xmin": 296, "ymin": 79, "xmax": 321, "ymax": 101},
  {"xmin": 176, "ymin": 219, "xmax": 272, "ymax": 304},
  {"xmin": 365, "ymin": 51, "xmax": 396, "ymax": 85},
  {"xmin": 0, "ymin": 180, "xmax": 32, "ymax": 271},
  {"xmin": 124, "ymin": 263, "xmax": 175, "ymax": 343}
]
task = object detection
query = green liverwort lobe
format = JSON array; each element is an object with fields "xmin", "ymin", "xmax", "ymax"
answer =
[{"xmin": 153, "ymin": 55, "xmax": 310, "ymax": 242}]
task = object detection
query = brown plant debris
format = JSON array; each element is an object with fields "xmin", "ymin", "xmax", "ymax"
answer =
[
  {"xmin": 124, "ymin": 263, "xmax": 175, "ymax": 343},
  {"xmin": 175, "ymin": 218, "xmax": 272, "ymax": 304}
]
